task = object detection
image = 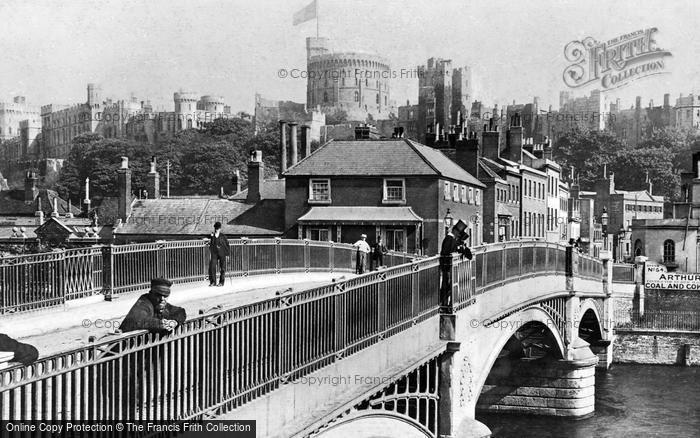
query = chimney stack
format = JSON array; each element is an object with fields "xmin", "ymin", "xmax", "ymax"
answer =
[
  {"xmin": 482, "ymin": 118, "xmax": 500, "ymax": 161},
  {"xmin": 24, "ymin": 169, "xmax": 38, "ymax": 203},
  {"xmin": 289, "ymin": 122, "xmax": 299, "ymax": 166},
  {"xmin": 543, "ymin": 136, "xmax": 553, "ymax": 160},
  {"xmin": 83, "ymin": 177, "xmax": 91, "ymax": 216},
  {"xmin": 301, "ymin": 125, "xmax": 312, "ymax": 158},
  {"xmin": 233, "ymin": 169, "xmax": 241, "ymax": 194},
  {"xmin": 247, "ymin": 150, "xmax": 264, "ymax": 203},
  {"xmin": 279, "ymin": 121, "xmax": 288, "ymax": 175},
  {"xmin": 66, "ymin": 198, "xmax": 74, "ymax": 218},
  {"xmin": 147, "ymin": 156, "xmax": 160, "ymax": 199},
  {"xmin": 118, "ymin": 156, "xmax": 132, "ymax": 223},
  {"xmin": 456, "ymin": 134, "xmax": 480, "ymax": 178},
  {"xmin": 505, "ymin": 113, "xmax": 523, "ymax": 163},
  {"xmin": 51, "ymin": 198, "xmax": 59, "ymax": 218},
  {"xmin": 35, "ymin": 197, "xmax": 44, "ymax": 226},
  {"xmin": 609, "ymin": 172, "xmax": 615, "ymax": 193}
]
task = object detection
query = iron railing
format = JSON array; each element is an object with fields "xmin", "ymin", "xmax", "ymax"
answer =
[
  {"xmin": 0, "ymin": 256, "xmax": 440, "ymax": 421},
  {"xmin": 0, "ymin": 240, "xmax": 603, "ymax": 422},
  {"xmin": 614, "ymin": 310, "xmax": 700, "ymax": 331},
  {"xmin": 0, "ymin": 239, "xmax": 415, "ymax": 313}
]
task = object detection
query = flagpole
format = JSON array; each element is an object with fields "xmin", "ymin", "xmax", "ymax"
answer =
[{"xmin": 316, "ymin": 0, "xmax": 319, "ymax": 38}]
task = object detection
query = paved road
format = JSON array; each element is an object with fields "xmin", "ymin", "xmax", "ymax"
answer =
[{"xmin": 1, "ymin": 273, "xmax": 352, "ymax": 357}]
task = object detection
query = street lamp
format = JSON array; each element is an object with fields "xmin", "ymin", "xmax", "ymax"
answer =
[
  {"xmin": 601, "ymin": 207, "xmax": 609, "ymax": 251},
  {"xmin": 617, "ymin": 226, "xmax": 626, "ymax": 262},
  {"xmin": 444, "ymin": 208, "xmax": 454, "ymax": 237}
]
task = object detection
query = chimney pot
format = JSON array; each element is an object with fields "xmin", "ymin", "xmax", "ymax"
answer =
[{"xmin": 121, "ymin": 157, "xmax": 129, "ymax": 169}]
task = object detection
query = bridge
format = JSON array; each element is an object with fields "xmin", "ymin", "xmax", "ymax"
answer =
[{"xmin": 0, "ymin": 239, "xmax": 629, "ymax": 437}]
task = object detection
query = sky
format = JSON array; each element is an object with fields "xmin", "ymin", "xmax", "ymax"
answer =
[{"xmin": 0, "ymin": 0, "xmax": 698, "ymax": 114}]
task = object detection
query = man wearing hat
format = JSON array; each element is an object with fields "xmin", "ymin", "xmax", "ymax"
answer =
[
  {"xmin": 353, "ymin": 234, "xmax": 371, "ymax": 274},
  {"xmin": 120, "ymin": 278, "xmax": 187, "ymax": 334},
  {"xmin": 440, "ymin": 220, "xmax": 473, "ymax": 309},
  {"xmin": 209, "ymin": 221, "xmax": 230, "ymax": 287}
]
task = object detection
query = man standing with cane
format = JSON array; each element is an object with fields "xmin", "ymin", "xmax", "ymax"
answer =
[{"xmin": 209, "ymin": 221, "xmax": 230, "ymax": 286}]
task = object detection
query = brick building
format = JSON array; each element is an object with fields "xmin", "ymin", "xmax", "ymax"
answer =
[
  {"xmin": 283, "ymin": 128, "xmax": 484, "ymax": 255},
  {"xmin": 112, "ymin": 153, "xmax": 285, "ymax": 243}
]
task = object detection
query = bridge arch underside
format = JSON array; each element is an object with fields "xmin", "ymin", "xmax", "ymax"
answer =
[
  {"xmin": 474, "ymin": 308, "xmax": 597, "ymax": 417},
  {"xmin": 316, "ymin": 413, "xmax": 431, "ymax": 438}
]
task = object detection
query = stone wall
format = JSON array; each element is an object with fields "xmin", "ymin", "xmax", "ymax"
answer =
[
  {"xmin": 476, "ymin": 357, "xmax": 596, "ymax": 417},
  {"xmin": 645, "ymin": 289, "xmax": 700, "ymax": 312},
  {"xmin": 613, "ymin": 329, "xmax": 700, "ymax": 365}
]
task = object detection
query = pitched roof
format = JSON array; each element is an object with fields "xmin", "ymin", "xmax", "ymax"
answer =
[
  {"xmin": 284, "ymin": 139, "xmax": 484, "ymax": 187},
  {"xmin": 614, "ymin": 189, "xmax": 664, "ymax": 202},
  {"xmin": 298, "ymin": 206, "xmax": 423, "ymax": 224},
  {"xmin": 114, "ymin": 198, "xmax": 285, "ymax": 236},
  {"xmin": 0, "ymin": 189, "xmax": 81, "ymax": 217},
  {"xmin": 229, "ymin": 179, "xmax": 286, "ymax": 200}
]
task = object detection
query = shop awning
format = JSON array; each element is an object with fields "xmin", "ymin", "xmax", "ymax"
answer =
[{"xmin": 298, "ymin": 206, "xmax": 423, "ymax": 225}]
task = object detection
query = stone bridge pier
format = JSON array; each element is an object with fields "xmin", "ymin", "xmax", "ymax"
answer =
[{"xmin": 437, "ymin": 248, "xmax": 614, "ymax": 438}]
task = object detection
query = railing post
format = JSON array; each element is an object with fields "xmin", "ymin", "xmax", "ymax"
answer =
[
  {"xmin": 102, "ymin": 245, "xmax": 114, "ymax": 301},
  {"xmin": 303, "ymin": 239, "xmax": 310, "ymax": 273},
  {"xmin": 274, "ymin": 238, "xmax": 282, "ymax": 274},
  {"xmin": 411, "ymin": 261, "xmax": 420, "ymax": 317},
  {"xmin": 334, "ymin": 282, "xmax": 346, "ymax": 356},
  {"xmin": 329, "ymin": 241, "xmax": 335, "ymax": 273},
  {"xmin": 501, "ymin": 244, "xmax": 506, "ymax": 283},
  {"xmin": 377, "ymin": 271, "xmax": 387, "ymax": 335},
  {"xmin": 241, "ymin": 238, "xmax": 249, "ymax": 276}
]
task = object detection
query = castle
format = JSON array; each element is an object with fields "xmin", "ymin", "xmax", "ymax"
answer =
[{"xmin": 304, "ymin": 37, "xmax": 396, "ymax": 122}]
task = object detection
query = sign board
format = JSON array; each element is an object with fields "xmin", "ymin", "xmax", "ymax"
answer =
[{"xmin": 644, "ymin": 263, "xmax": 700, "ymax": 290}]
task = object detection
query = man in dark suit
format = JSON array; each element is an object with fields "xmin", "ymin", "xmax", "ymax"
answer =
[
  {"xmin": 440, "ymin": 220, "xmax": 473, "ymax": 309},
  {"xmin": 209, "ymin": 221, "xmax": 230, "ymax": 286},
  {"xmin": 370, "ymin": 236, "xmax": 388, "ymax": 271},
  {"xmin": 120, "ymin": 278, "xmax": 187, "ymax": 334},
  {"xmin": 0, "ymin": 333, "xmax": 38, "ymax": 365}
]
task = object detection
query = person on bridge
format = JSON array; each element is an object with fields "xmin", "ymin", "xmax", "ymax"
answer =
[
  {"xmin": 353, "ymin": 234, "xmax": 371, "ymax": 274},
  {"xmin": 209, "ymin": 221, "xmax": 230, "ymax": 286},
  {"xmin": 0, "ymin": 333, "xmax": 38, "ymax": 365},
  {"xmin": 370, "ymin": 236, "xmax": 388, "ymax": 271},
  {"xmin": 440, "ymin": 220, "xmax": 473, "ymax": 309},
  {"xmin": 120, "ymin": 278, "xmax": 187, "ymax": 334}
]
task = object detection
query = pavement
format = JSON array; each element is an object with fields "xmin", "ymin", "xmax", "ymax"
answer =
[{"xmin": 1, "ymin": 272, "xmax": 353, "ymax": 357}]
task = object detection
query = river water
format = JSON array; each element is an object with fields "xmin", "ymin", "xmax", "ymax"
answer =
[{"xmin": 477, "ymin": 364, "xmax": 700, "ymax": 438}]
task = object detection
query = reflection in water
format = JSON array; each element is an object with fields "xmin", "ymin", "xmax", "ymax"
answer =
[{"xmin": 477, "ymin": 364, "xmax": 700, "ymax": 438}]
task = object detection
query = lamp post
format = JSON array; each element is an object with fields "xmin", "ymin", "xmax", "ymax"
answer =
[
  {"xmin": 617, "ymin": 226, "xmax": 626, "ymax": 262},
  {"xmin": 444, "ymin": 208, "xmax": 454, "ymax": 238},
  {"xmin": 601, "ymin": 207, "xmax": 609, "ymax": 251}
]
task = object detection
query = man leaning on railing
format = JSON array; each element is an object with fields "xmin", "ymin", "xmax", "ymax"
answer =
[
  {"xmin": 0, "ymin": 333, "xmax": 39, "ymax": 366},
  {"xmin": 440, "ymin": 220, "xmax": 473, "ymax": 309},
  {"xmin": 120, "ymin": 278, "xmax": 187, "ymax": 334}
]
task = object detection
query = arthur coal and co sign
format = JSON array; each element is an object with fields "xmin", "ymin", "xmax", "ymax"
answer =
[{"xmin": 644, "ymin": 264, "xmax": 700, "ymax": 290}]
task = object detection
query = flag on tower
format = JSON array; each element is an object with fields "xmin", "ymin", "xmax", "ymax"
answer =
[{"xmin": 293, "ymin": 0, "xmax": 317, "ymax": 26}]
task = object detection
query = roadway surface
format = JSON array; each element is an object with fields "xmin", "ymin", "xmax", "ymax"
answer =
[{"xmin": 1, "ymin": 273, "xmax": 352, "ymax": 357}]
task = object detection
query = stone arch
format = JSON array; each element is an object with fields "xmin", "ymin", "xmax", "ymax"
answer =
[
  {"xmin": 316, "ymin": 412, "xmax": 431, "ymax": 438},
  {"xmin": 578, "ymin": 299, "xmax": 604, "ymax": 341},
  {"xmin": 471, "ymin": 306, "xmax": 567, "ymax": 400}
]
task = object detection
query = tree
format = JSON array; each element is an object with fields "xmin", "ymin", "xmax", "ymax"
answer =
[
  {"xmin": 325, "ymin": 109, "xmax": 348, "ymax": 125},
  {"xmin": 56, "ymin": 135, "xmax": 153, "ymax": 202},
  {"xmin": 610, "ymin": 144, "xmax": 680, "ymax": 200},
  {"xmin": 553, "ymin": 129, "xmax": 623, "ymax": 189}
]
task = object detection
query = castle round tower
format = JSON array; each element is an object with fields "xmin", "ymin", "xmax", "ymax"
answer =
[
  {"xmin": 305, "ymin": 37, "xmax": 393, "ymax": 122},
  {"xmin": 200, "ymin": 95, "xmax": 226, "ymax": 114},
  {"xmin": 173, "ymin": 91, "xmax": 199, "ymax": 129}
]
